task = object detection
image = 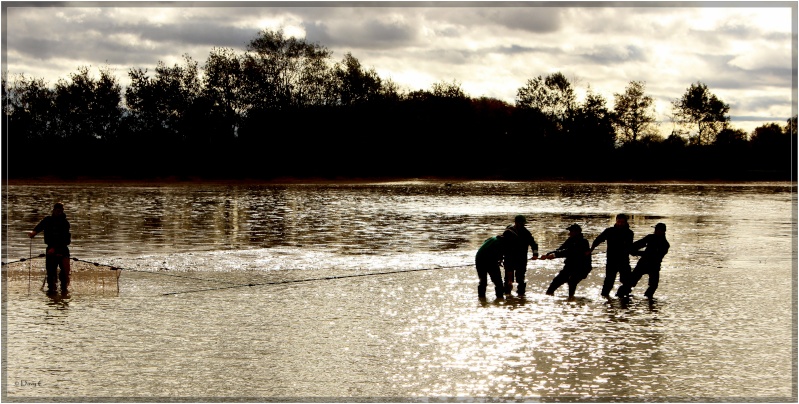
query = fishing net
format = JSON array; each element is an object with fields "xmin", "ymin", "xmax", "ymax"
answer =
[{"xmin": 2, "ymin": 258, "xmax": 121, "ymax": 295}]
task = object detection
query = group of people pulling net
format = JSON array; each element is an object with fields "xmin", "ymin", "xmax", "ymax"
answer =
[
  {"xmin": 475, "ymin": 214, "xmax": 670, "ymax": 301},
  {"xmin": 23, "ymin": 203, "xmax": 668, "ymax": 300}
]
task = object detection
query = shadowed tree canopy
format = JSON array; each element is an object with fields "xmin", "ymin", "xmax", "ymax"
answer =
[
  {"xmin": 2, "ymin": 29, "xmax": 794, "ymax": 181},
  {"xmin": 613, "ymin": 80, "xmax": 658, "ymax": 144},
  {"xmin": 672, "ymin": 82, "xmax": 730, "ymax": 145}
]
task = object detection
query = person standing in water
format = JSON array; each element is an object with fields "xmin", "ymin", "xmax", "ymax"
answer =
[
  {"xmin": 475, "ymin": 235, "xmax": 506, "ymax": 300},
  {"xmin": 29, "ymin": 202, "xmax": 72, "ymax": 295},
  {"xmin": 589, "ymin": 214, "xmax": 634, "ymax": 298},
  {"xmin": 542, "ymin": 224, "xmax": 592, "ymax": 299},
  {"xmin": 502, "ymin": 215, "xmax": 539, "ymax": 297},
  {"xmin": 616, "ymin": 223, "xmax": 670, "ymax": 299}
]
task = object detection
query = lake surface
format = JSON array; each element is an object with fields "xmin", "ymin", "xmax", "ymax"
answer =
[{"xmin": 2, "ymin": 180, "xmax": 796, "ymax": 401}]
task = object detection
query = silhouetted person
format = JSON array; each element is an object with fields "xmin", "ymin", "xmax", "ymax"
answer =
[
  {"xmin": 616, "ymin": 223, "xmax": 670, "ymax": 299},
  {"xmin": 29, "ymin": 202, "xmax": 72, "ymax": 294},
  {"xmin": 502, "ymin": 215, "xmax": 539, "ymax": 297},
  {"xmin": 590, "ymin": 214, "xmax": 634, "ymax": 298},
  {"xmin": 543, "ymin": 224, "xmax": 592, "ymax": 299},
  {"xmin": 475, "ymin": 235, "xmax": 506, "ymax": 300}
]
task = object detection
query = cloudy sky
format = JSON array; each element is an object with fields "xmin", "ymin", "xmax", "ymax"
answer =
[{"xmin": 3, "ymin": 2, "xmax": 796, "ymax": 136}]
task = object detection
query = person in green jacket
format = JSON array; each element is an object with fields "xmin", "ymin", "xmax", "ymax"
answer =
[{"xmin": 475, "ymin": 235, "xmax": 506, "ymax": 300}]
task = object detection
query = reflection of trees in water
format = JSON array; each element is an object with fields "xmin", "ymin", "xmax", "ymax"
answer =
[{"xmin": 6, "ymin": 182, "xmax": 792, "ymax": 262}]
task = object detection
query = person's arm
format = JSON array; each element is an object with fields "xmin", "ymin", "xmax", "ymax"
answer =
[
  {"xmin": 630, "ymin": 235, "xmax": 649, "ymax": 256},
  {"xmin": 543, "ymin": 240, "xmax": 568, "ymax": 259},
  {"xmin": 29, "ymin": 218, "xmax": 47, "ymax": 238},
  {"xmin": 529, "ymin": 235, "xmax": 539, "ymax": 259},
  {"xmin": 590, "ymin": 228, "xmax": 608, "ymax": 251}
]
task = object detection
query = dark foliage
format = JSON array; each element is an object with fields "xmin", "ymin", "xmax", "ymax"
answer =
[{"xmin": 3, "ymin": 30, "xmax": 795, "ymax": 181}]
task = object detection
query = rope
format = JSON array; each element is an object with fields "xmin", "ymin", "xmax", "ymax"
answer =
[
  {"xmin": 161, "ymin": 264, "xmax": 473, "ymax": 296},
  {"xmin": 2, "ymin": 254, "xmax": 46, "ymax": 265},
  {"xmin": 8, "ymin": 254, "xmax": 474, "ymax": 296}
]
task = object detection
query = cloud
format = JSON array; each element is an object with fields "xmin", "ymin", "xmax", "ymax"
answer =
[
  {"xmin": 3, "ymin": 3, "xmax": 794, "ymax": 136},
  {"xmin": 302, "ymin": 17, "xmax": 418, "ymax": 50},
  {"xmin": 577, "ymin": 45, "xmax": 648, "ymax": 65},
  {"xmin": 470, "ymin": 7, "xmax": 563, "ymax": 33}
]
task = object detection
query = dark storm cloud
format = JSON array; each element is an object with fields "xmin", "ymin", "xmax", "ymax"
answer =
[
  {"xmin": 469, "ymin": 7, "xmax": 562, "ymax": 33},
  {"xmin": 7, "ymin": 6, "xmax": 268, "ymax": 65},
  {"xmin": 302, "ymin": 18, "xmax": 418, "ymax": 50},
  {"xmin": 132, "ymin": 21, "xmax": 256, "ymax": 50}
]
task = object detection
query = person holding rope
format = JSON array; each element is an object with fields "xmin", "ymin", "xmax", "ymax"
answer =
[
  {"xmin": 29, "ymin": 202, "xmax": 72, "ymax": 295},
  {"xmin": 542, "ymin": 223, "xmax": 592, "ymax": 300},
  {"xmin": 502, "ymin": 215, "xmax": 539, "ymax": 297},
  {"xmin": 616, "ymin": 223, "xmax": 670, "ymax": 299},
  {"xmin": 475, "ymin": 234, "xmax": 506, "ymax": 300},
  {"xmin": 589, "ymin": 213, "xmax": 634, "ymax": 298}
]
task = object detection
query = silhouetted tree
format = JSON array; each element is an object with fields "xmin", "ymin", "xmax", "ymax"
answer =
[
  {"xmin": 333, "ymin": 53, "xmax": 382, "ymax": 106},
  {"xmin": 53, "ymin": 65, "xmax": 122, "ymax": 143},
  {"xmin": 125, "ymin": 55, "xmax": 201, "ymax": 144},
  {"xmin": 6, "ymin": 74, "xmax": 55, "ymax": 143},
  {"xmin": 3, "ymin": 28, "xmax": 794, "ymax": 181},
  {"xmin": 203, "ymin": 47, "xmax": 246, "ymax": 139},
  {"xmin": 672, "ymin": 82, "xmax": 730, "ymax": 145},
  {"xmin": 242, "ymin": 28, "xmax": 333, "ymax": 110},
  {"xmin": 515, "ymin": 72, "xmax": 576, "ymax": 123},
  {"xmin": 613, "ymin": 80, "xmax": 658, "ymax": 144},
  {"xmin": 569, "ymin": 90, "xmax": 616, "ymax": 150}
]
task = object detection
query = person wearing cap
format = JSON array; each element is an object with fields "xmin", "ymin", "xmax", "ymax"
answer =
[
  {"xmin": 474, "ymin": 235, "xmax": 506, "ymax": 300},
  {"xmin": 589, "ymin": 214, "xmax": 634, "ymax": 298},
  {"xmin": 542, "ymin": 224, "xmax": 592, "ymax": 299},
  {"xmin": 616, "ymin": 223, "xmax": 670, "ymax": 299},
  {"xmin": 502, "ymin": 215, "xmax": 539, "ymax": 297},
  {"xmin": 29, "ymin": 202, "xmax": 72, "ymax": 295}
]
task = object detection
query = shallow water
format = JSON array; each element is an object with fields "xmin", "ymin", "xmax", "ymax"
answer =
[{"xmin": 2, "ymin": 181, "xmax": 795, "ymax": 400}]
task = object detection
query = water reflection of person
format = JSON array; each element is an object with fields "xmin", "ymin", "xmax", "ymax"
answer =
[
  {"xmin": 542, "ymin": 224, "xmax": 592, "ymax": 300},
  {"xmin": 29, "ymin": 202, "xmax": 72, "ymax": 295},
  {"xmin": 502, "ymin": 215, "xmax": 539, "ymax": 297},
  {"xmin": 616, "ymin": 223, "xmax": 670, "ymax": 299},
  {"xmin": 475, "ymin": 235, "xmax": 506, "ymax": 300},
  {"xmin": 589, "ymin": 213, "xmax": 634, "ymax": 298}
]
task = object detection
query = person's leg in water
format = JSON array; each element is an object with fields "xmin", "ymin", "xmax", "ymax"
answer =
[
  {"xmin": 45, "ymin": 253, "xmax": 59, "ymax": 294},
  {"xmin": 516, "ymin": 267, "xmax": 528, "ymax": 296},
  {"xmin": 546, "ymin": 270, "xmax": 569, "ymax": 296},
  {"xmin": 567, "ymin": 278, "xmax": 580, "ymax": 300},
  {"xmin": 643, "ymin": 268, "xmax": 659, "ymax": 298},
  {"xmin": 476, "ymin": 261, "xmax": 489, "ymax": 298},
  {"xmin": 58, "ymin": 256, "xmax": 71, "ymax": 293},
  {"xmin": 601, "ymin": 264, "xmax": 618, "ymax": 297},
  {"xmin": 617, "ymin": 265, "xmax": 645, "ymax": 297},
  {"xmin": 488, "ymin": 266, "xmax": 504, "ymax": 300},
  {"xmin": 504, "ymin": 265, "xmax": 515, "ymax": 294}
]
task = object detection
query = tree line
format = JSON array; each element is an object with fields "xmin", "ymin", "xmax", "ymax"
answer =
[{"xmin": 3, "ymin": 29, "xmax": 795, "ymax": 181}]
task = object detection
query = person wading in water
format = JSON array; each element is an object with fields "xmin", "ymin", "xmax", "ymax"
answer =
[
  {"xmin": 474, "ymin": 235, "xmax": 506, "ymax": 300},
  {"xmin": 589, "ymin": 213, "xmax": 634, "ymax": 298},
  {"xmin": 616, "ymin": 223, "xmax": 670, "ymax": 299},
  {"xmin": 502, "ymin": 215, "xmax": 539, "ymax": 297},
  {"xmin": 542, "ymin": 224, "xmax": 592, "ymax": 300},
  {"xmin": 29, "ymin": 202, "xmax": 72, "ymax": 295}
]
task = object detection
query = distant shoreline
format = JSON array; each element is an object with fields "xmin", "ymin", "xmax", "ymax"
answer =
[{"xmin": 4, "ymin": 175, "xmax": 794, "ymax": 186}]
